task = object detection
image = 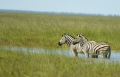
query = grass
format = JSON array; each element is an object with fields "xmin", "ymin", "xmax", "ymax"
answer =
[
  {"xmin": 0, "ymin": 50, "xmax": 120, "ymax": 77},
  {"xmin": 0, "ymin": 13, "xmax": 120, "ymax": 50},
  {"xmin": 1, "ymin": 12, "xmax": 120, "ymax": 77}
]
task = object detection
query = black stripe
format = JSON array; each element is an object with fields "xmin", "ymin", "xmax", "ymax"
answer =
[
  {"xmin": 65, "ymin": 34, "xmax": 74, "ymax": 46},
  {"xmin": 94, "ymin": 45, "xmax": 101, "ymax": 54},
  {"xmin": 96, "ymin": 46, "xmax": 109, "ymax": 54}
]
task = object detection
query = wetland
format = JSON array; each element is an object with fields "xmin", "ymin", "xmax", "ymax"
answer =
[{"xmin": 0, "ymin": 13, "xmax": 120, "ymax": 77}]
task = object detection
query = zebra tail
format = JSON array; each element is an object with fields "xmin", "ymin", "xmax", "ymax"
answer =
[{"xmin": 107, "ymin": 46, "xmax": 111, "ymax": 59}]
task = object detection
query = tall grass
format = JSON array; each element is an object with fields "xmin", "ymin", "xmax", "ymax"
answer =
[
  {"xmin": 0, "ymin": 50, "xmax": 120, "ymax": 77},
  {"xmin": 1, "ymin": 13, "xmax": 120, "ymax": 77},
  {"xmin": 0, "ymin": 13, "xmax": 120, "ymax": 50}
]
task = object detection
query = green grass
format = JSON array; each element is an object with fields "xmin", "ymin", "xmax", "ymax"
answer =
[
  {"xmin": 0, "ymin": 12, "xmax": 120, "ymax": 50},
  {"xmin": 0, "ymin": 50, "xmax": 120, "ymax": 77},
  {"xmin": 1, "ymin": 13, "xmax": 120, "ymax": 77}
]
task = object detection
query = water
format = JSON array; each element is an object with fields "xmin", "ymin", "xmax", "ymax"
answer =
[{"xmin": 0, "ymin": 46, "xmax": 120, "ymax": 63}]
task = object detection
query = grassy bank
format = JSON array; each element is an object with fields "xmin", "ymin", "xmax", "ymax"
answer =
[
  {"xmin": 0, "ymin": 13, "xmax": 120, "ymax": 50},
  {"xmin": 0, "ymin": 50, "xmax": 120, "ymax": 77}
]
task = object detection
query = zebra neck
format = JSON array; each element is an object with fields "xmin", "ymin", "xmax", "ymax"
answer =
[
  {"xmin": 66, "ymin": 38, "xmax": 73, "ymax": 47},
  {"xmin": 64, "ymin": 35, "xmax": 74, "ymax": 47},
  {"xmin": 66, "ymin": 41, "xmax": 72, "ymax": 47}
]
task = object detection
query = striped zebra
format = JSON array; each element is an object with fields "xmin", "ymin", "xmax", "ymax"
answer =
[
  {"xmin": 58, "ymin": 33, "xmax": 98, "ymax": 58},
  {"xmin": 72, "ymin": 34, "xmax": 111, "ymax": 59}
]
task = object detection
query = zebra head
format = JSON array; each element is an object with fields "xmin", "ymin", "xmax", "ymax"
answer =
[
  {"xmin": 72, "ymin": 34, "xmax": 88, "ymax": 45},
  {"xmin": 58, "ymin": 33, "xmax": 75, "ymax": 46},
  {"xmin": 58, "ymin": 34, "xmax": 67, "ymax": 46}
]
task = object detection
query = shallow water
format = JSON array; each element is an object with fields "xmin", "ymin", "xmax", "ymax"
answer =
[{"xmin": 0, "ymin": 46, "xmax": 120, "ymax": 63}]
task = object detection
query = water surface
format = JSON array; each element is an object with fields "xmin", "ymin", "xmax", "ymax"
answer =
[{"xmin": 0, "ymin": 46, "xmax": 120, "ymax": 63}]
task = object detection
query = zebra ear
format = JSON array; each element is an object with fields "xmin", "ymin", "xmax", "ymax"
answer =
[
  {"xmin": 62, "ymin": 33, "xmax": 66, "ymax": 36},
  {"xmin": 77, "ymin": 34, "xmax": 81, "ymax": 37},
  {"xmin": 64, "ymin": 33, "xmax": 67, "ymax": 35},
  {"xmin": 79, "ymin": 33, "xmax": 83, "ymax": 37}
]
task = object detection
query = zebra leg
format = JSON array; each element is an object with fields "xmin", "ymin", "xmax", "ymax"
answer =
[
  {"xmin": 95, "ymin": 55, "xmax": 98, "ymax": 58},
  {"xmin": 70, "ymin": 46, "xmax": 78, "ymax": 57},
  {"xmin": 101, "ymin": 53, "xmax": 107, "ymax": 59},
  {"xmin": 107, "ymin": 51, "xmax": 111, "ymax": 59},
  {"xmin": 92, "ymin": 55, "xmax": 98, "ymax": 58},
  {"xmin": 106, "ymin": 47, "xmax": 111, "ymax": 59},
  {"xmin": 91, "ymin": 55, "xmax": 95, "ymax": 58},
  {"xmin": 84, "ymin": 53, "xmax": 89, "ymax": 58},
  {"xmin": 72, "ymin": 50, "xmax": 78, "ymax": 57},
  {"xmin": 105, "ymin": 54, "xmax": 107, "ymax": 58}
]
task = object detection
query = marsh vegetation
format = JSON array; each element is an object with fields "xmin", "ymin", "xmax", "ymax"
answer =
[
  {"xmin": 0, "ymin": 13, "xmax": 120, "ymax": 50},
  {"xmin": 1, "ymin": 50, "xmax": 120, "ymax": 77},
  {"xmin": 0, "ymin": 13, "xmax": 120, "ymax": 77}
]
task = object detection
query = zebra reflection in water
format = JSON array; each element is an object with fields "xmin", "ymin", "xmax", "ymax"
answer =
[
  {"xmin": 72, "ymin": 34, "xmax": 111, "ymax": 59},
  {"xmin": 58, "ymin": 33, "xmax": 98, "ymax": 58}
]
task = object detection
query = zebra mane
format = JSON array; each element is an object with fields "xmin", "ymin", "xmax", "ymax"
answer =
[
  {"xmin": 62, "ymin": 33, "xmax": 75, "ymax": 46},
  {"xmin": 63, "ymin": 33, "xmax": 75, "ymax": 39},
  {"xmin": 72, "ymin": 34, "xmax": 89, "ymax": 46},
  {"xmin": 78, "ymin": 34, "xmax": 88, "ymax": 41}
]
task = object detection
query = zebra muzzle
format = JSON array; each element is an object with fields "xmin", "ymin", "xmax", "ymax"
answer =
[{"xmin": 58, "ymin": 42, "xmax": 62, "ymax": 46}]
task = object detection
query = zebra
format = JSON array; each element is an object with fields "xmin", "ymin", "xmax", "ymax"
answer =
[
  {"xmin": 72, "ymin": 34, "xmax": 111, "ymax": 59},
  {"xmin": 58, "ymin": 33, "xmax": 98, "ymax": 58}
]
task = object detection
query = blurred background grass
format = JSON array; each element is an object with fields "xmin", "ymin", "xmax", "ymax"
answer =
[{"xmin": 0, "ymin": 13, "xmax": 120, "ymax": 50}]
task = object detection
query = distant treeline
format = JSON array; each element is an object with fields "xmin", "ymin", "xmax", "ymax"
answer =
[{"xmin": 0, "ymin": 9, "xmax": 119, "ymax": 17}]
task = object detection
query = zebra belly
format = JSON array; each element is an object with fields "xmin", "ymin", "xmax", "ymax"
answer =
[{"xmin": 77, "ymin": 49, "xmax": 84, "ymax": 54}]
